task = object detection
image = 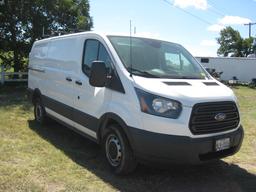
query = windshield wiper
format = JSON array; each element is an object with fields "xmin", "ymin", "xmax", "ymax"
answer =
[{"xmin": 127, "ymin": 68, "xmax": 160, "ymax": 78}]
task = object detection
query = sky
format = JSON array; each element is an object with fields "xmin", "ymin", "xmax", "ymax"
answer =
[{"xmin": 89, "ymin": 0, "xmax": 256, "ymax": 57}]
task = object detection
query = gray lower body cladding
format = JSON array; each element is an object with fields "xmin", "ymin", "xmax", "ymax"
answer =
[{"xmin": 129, "ymin": 126, "xmax": 243, "ymax": 164}]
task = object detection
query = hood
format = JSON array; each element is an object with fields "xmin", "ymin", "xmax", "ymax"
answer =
[{"xmin": 132, "ymin": 76, "xmax": 236, "ymax": 107}]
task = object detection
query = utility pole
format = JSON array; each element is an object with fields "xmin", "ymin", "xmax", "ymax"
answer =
[{"xmin": 244, "ymin": 22, "xmax": 256, "ymax": 38}]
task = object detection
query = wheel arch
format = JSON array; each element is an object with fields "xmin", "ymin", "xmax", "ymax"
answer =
[{"xmin": 97, "ymin": 113, "xmax": 135, "ymax": 150}]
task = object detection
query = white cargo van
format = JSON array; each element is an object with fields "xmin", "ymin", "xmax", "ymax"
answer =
[{"xmin": 28, "ymin": 32, "xmax": 243, "ymax": 174}]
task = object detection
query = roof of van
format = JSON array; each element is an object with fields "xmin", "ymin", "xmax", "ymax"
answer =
[
  {"xmin": 33, "ymin": 31, "xmax": 175, "ymax": 45},
  {"xmin": 34, "ymin": 31, "xmax": 104, "ymax": 43}
]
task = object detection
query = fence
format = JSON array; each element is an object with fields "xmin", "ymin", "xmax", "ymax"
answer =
[{"xmin": 0, "ymin": 65, "xmax": 28, "ymax": 85}]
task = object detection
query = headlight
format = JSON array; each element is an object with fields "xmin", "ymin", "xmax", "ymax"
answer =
[{"xmin": 135, "ymin": 88, "xmax": 182, "ymax": 118}]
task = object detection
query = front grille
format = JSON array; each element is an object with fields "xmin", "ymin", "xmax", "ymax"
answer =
[{"xmin": 189, "ymin": 101, "xmax": 239, "ymax": 135}]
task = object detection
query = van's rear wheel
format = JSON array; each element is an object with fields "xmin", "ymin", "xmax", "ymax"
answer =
[
  {"xmin": 34, "ymin": 98, "xmax": 48, "ymax": 125},
  {"xmin": 103, "ymin": 124, "xmax": 137, "ymax": 175}
]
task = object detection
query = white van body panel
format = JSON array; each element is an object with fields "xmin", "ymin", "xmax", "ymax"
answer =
[
  {"xmin": 28, "ymin": 40, "xmax": 49, "ymax": 92},
  {"xmin": 28, "ymin": 32, "xmax": 243, "ymax": 165},
  {"xmin": 132, "ymin": 76, "xmax": 236, "ymax": 107},
  {"xmin": 28, "ymin": 32, "xmax": 240, "ymax": 136}
]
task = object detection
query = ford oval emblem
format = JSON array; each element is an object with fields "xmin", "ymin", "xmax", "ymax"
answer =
[{"xmin": 215, "ymin": 113, "xmax": 226, "ymax": 121}]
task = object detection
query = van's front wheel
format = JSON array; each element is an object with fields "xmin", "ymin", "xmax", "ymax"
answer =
[{"xmin": 103, "ymin": 124, "xmax": 137, "ymax": 175}]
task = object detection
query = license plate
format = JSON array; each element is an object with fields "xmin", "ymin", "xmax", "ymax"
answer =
[{"xmin": 215, "ymin": 138, "xmax": 230, "ymax": 151}]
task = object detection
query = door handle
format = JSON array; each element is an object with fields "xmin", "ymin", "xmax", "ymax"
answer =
[
  {"xmin": 75, "ymin": 80, "xmax": 82, "ymax": 86},
  {"xmin": 66, "ymin": 77, "xmax": 72, "ymax": 82}
]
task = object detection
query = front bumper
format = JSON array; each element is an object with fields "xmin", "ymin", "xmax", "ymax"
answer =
[{"xmin": 128, "ymin": 125, "xmax": 244, "ymax": 164}]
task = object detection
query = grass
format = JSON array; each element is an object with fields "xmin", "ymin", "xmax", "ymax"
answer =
[
  {"xmin": 225, "ymin": 87, "xmax": 256, "ymax": 171},
  {"xmin": 0, "ymin": 85, "xmax": 256, "ymax": 192}
]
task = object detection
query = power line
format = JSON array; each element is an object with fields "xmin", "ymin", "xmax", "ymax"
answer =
[
  {"xmin": 207, "ymin": 0, "xmax": 226, "ymax": 17},
  {"xmin": 207, "ymin": 3, "xmax": 225, "ymax": 17},
  {"xmin": 162, "ymin": 0, "xmax": 213, "ymax": 26}
]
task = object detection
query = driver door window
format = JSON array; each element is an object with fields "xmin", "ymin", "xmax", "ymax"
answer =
[{"xmin": 83, "ymin": 39, "xmax": 112, "ymax": 76}]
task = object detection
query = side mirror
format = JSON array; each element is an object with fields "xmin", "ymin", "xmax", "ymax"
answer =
[{"xmin": 89, "ymin": 61, "xmax": 107, "ymax": 87}]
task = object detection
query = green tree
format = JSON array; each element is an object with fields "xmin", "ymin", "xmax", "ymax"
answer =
[
  {"xmin": 242, "ymin": 37, "xmax": 254, "ymax": 56},
  {"xmin": 217, "ymin": 26, "xmax": 243, "ymax": 57},
  {"xmin": 0, "ymin": 0, "xmax": 93, "ymax": 73},
  {"xmin": 217, "ymin": 26, "xmax": 254, "ymax": 57}
]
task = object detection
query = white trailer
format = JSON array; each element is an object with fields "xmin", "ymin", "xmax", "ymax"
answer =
[{"xmin": 196, "ymin": 57, "xmax": 256, "ymax": 83}]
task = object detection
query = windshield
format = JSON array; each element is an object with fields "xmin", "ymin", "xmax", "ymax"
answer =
[{"xmin": 108, "ymin": 36, "xmax": 208, "ymax": 79}]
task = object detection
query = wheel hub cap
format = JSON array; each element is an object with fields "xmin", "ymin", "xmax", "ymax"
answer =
[{"xmin": 106, "ymin": 134, "xmax": 122, "ymax": 167}]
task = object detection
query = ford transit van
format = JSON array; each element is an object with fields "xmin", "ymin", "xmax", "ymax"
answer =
[{"xmin": 28, "ymin": 32, "xmax": 243, "ymax": 174}]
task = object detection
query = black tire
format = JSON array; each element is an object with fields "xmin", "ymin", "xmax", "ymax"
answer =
[
  {"xmin": 103, "ymin": 124, "xmax": 137, "ymax": 175},
  {"xmin": 34, "ymin": 97, "xmax": 48, "ymax": 125}
]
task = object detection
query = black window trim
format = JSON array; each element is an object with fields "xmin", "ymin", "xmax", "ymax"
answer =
[
  {"xmin": 82, "ymin": 39, "xmax": 100, "ymax": 77},
  {"xmin": 81, "ymin": 38, "xmax": 125, "ymax": 94}
]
